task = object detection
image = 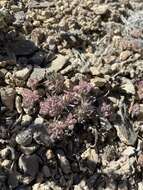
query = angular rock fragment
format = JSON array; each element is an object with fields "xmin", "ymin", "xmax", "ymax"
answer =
[
  {"xmin": 81, "ymin": 148, "xmax": 99, "ymax": 171},
  {"xmin": 47, "ymin": 54, "xmax": 69, "ymax": 72},
  {"xmin": 121, "ymin": 78, "xmax": 135, "ymax": 95},
  {"xmin": 14, "ymin": 11, "xmax": 25, "ymax": 26},
  {"xmin": 56, "ymin": 149, "xmax": 71, "ymax": 174},
  {"xmin": 138, "ymin": 182, "xmax": 143, "ymax": 190},
  {"xmin": 8, "ymin": 172, "xmax": 18, "ymax": 189},
  {"xmin": 42, "ymin": 165, "xmax": 51, "ymax": 178},
  {"xmin": 120, "ymin": 50, "xmax": 132, "ymax": 61},
  {"xmin": 20, "ymin": 145, "xmax": 38, "ymax": 155},
  {"xmin": 32, "ymin": 181, "xmax": 62, "ymax": 190},
  {"xmin": 14, "ymin": 66, "xmax": 32, "ymax": 81},
  {"xmin": 90, "ymin": 66, "xmax": 101, "ymax": 76},
  {"xmin": 16, "ymin": 128, "xmax": 32, "ymax": 146},
  {"xmin": 92, "ymin": 4, "xmax": 109, "ymax": 15},
  {"xmin": 8, "ymin": 39, "xmax": 38, "ymax": 56},
  {"xmin": 29, "ymin": 51, "xmax": 44, "ymax": 65},
  {"xmin": 18, "ymin": 154, "xmax": 40, "ymax": 177},
  {"xmin": 81, "ymin": 148, "xmax": 98, "ymax": 163},
  {"xmin": 0, "ymin": 146, "xmax": 15, "ymax": 160},
  {"xmin": 31, "ymin": 28, "xmax": 45, "ymax": 46},
  {"xmin": 15, "ymin": 95, "xmax": 23, "ymax": 113},
  {"xmin": 21, "ymin": 114, "xmax": 32, "ymax": 126},
  {"xmin": 33, "ymin": 125, "xmax": 51, "ymax": 146},
  {"xmin": 27, "ymin": 67, "xmax": 46, "ymax": 90},
  {"xmin": 0, "ymin": 59, "xmax": 16, "ymax": 68},
  {"xmin": 0, "ymin": 87, "xmax": 15, "ymax": 111},
  {"xmin": 138, "ymin": 153, "xmax": 143, "ymax": 168},
  {"xmin": 90, "ymin": 77, "xmax": 107, "ymax": 87},
  {"xmin": 28, "ymin": 0, "xmax": 53, "ymax": 8},
  {"xmin": 122, "ymin": 147, "xmax": 135, "ymax": 157}
]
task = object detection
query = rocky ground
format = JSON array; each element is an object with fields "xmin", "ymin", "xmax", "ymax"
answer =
[{"xmin": 1, "ymin": 0, "xmax": 143, "ymax": 189}]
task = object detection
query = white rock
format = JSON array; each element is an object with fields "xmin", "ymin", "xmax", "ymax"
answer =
[
  {"xmin": 14, "ymin": 66, "xmax": 32, "ymax": 80},
  {"xmin": 21, "ymin": 114, "xmax": 32, "ymax": 126},
  {"xmin": 74, "ymin": 180, "xmax": 90, "ymax": 190},
  {"xmin": 90, "ymin": 66, "xmax": 101, "ymax": 75},
  {"xmin": 47, "ymin": 54, "xmax": 69, "ymax": 72},
  {"xmin": 1, "ymin": 159, "xmax": 12, "ymax": 168},
  {"xmin": 92, "ymin": 4, "xmax": 109, "ymax": 15},
  {"xmin": 34, "ymin": 117, "xmax": 44, "ymax": 125},
  {"xmin": 90, "ymin": 77, "xmax": 107, "ymax": 87},
  {"xmin": 15, "ymin": 95, "xmax": 23, "ymax": 113},
  {"xmin": 122, "ymin": 146, "xmax": 135, "ymax": 157},
  {"xmin": 81, "ymin": 147, "xmax": 98, "ymax": 164},
  {"xmin": 121, "ymin": 78, "xmax": 135, "ymax": 95},
  {"xmin": 16, "ymin": 129, "xmax": 32, "ymax": 146},
  {"xmin": 138, "ymin": 182, "xmax": 143, "ymax": 190}
]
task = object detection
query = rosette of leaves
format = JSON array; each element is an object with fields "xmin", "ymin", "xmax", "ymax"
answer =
[
  {"xmin": 46, "ymin": 114, "xmax": 77, "ymax": 143},
  {"xmin": 73, "ymin": 80, "xmax": 94, "ymax": 96},
  {"xmin": 74, "ymin": 96, "xmax": 95, "ymax": 123},
  {"xmin": 39, "ymin": 95, "xmax": 65, "ymax": 118},
  {"xmin": 44, "ymin": 72, "xmax": 65, "ymax": 95}
]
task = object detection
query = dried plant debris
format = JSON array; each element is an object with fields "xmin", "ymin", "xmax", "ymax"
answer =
[{"xmin": 0, "ymin": 0, "xmax": 143, "ymax": 189}]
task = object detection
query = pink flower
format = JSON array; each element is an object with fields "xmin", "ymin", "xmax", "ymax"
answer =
[
  {"xmin": 47, "ymin": 121, "xmax": 66, "ymax": 142},
  {"xmin": 47, "ymin": 114, "xmax": 77, "ymax": 142},
  {"xmin": 21, "ymin": 88, "xmax": 40, "ymax": 109},
  {"xmin": 39, "ymin": 96, "xmax": 64, "ymax": 117},
  {"xmin": 73, "ymin": 81, "xmax": 93, "ymax": 95}
]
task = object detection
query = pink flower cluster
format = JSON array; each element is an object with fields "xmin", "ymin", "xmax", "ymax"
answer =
[
  {"xmin": 39, "ymin": 96, "xmax": 64, "ymax": 117},
  {"xmin": 47, "ymin": 114, "xmax": 77, "ymax": 142}
]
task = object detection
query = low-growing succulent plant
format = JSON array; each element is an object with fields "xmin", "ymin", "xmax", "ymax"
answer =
[
  {"xmin": 47, "ymin": 114, "xmax": 77, "ymax": 143},
  {"xmin": 44, "ymin": 72, "xmax": 65, "ymax": 95},
  {"xmin": 37, "ymin": 78, "xmax": 99, "ymax": 143},
  {"xmin": 47, "ymin": 121, "xmax": 66, "ymax": 143},
  {"xmin": 39, "ymin": 95, "xmax": 64, "ymax": 118},
  {"xmin": 21, "ymin": 88, "xmax": 40, "ymax": 110},
  {"xmin": 64, "ymin": 113, "xmax": 77, "ymax": 129},
  {"xmin": 62, "ymin": 91, "xmax": 80, "ymax": 108},
  {"xmin": 74, "ymin": 97, "xmax": 95, "ymax": 122},
  {"xmin": 73, "ymin": 80, "xmax": 94, "ymax": 96}
]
